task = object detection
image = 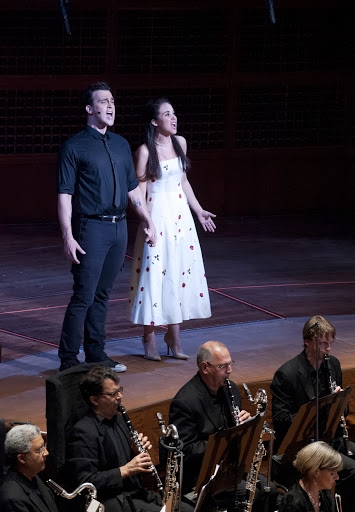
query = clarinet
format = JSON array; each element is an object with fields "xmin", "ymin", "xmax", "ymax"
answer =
[
  {"xmin": 323, "ymin": 354, "xmax": 353, "ymax": 457},
  {"xmin": 225, "ymin": 377, "xmax": 240, "ymax": 425},
  {"xmin": 118, "ymin": 405, "xmax": 164, "ymax": 496}
]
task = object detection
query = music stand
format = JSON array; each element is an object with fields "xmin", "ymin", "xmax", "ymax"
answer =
[
  {"xmin": 277, "ymin": 387, "xmax": 351, "ymax": 461},
  {"xmin": 272, "ymin": 388, "xmax": 351, "ymax": 489},
  {"xmin": 194, "ymin": 414, "xmax": 264, "ymax": 512}
]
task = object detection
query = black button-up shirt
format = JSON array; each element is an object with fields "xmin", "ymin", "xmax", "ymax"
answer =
[{"xmin": 57, "ymin": 125, "xmax": 139, "ymax": 216}]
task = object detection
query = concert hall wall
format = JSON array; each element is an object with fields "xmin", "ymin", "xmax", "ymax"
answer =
[{"xmin": 0, "ymin": 0, "xmax": 353, "ymax": 223}]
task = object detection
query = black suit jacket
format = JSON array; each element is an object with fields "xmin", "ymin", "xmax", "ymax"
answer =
[
  {"xmin": 0, "ymin": 471, "xmax": 58, "ymax": 512},
  {"xmin": 169, "ymin": 372, "xmax": 241, "ymax": 492},
  {"xmin": 66, "ymin": 411, "xmax": 141, "ymax": 512},
  {"xmin": 271, "ymin": 350, "xmax": 343, "ymax": 452}
]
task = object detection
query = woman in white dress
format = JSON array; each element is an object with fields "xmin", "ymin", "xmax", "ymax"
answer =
[{"xmin": 129, "ymin": 98, "xmax": 216, "ymax": 361}]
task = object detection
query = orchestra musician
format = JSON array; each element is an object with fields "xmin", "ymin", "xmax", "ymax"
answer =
[
  {"xmin": 0, "ymin": 424, "xmax": 59, "ymax": 512},
  {"xmin": 65, "ymin": 365, "xmax": 193, "ymax": 512},
  {"xmin": 169, "ymin": 340, "xmax": 279, "ymax": 511},
  {"xmin": 271, "ymin": 315, "xmax": 355, "ymax": 512},
  {"xmin": 277, "ymin": 441, "xmax": 343, "ymax": 512}
]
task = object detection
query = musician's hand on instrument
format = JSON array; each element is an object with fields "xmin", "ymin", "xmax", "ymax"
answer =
[
  {"xmin": 238, "ymin": 409, "xmax": 251, "ymax": 424},
  {"xmin": 121, "ymin": 453, "xmax": 152, "ymax": 477},
  {"xmin": 138, "ymin": 432, "xmax": 152, "ymax": 451},
  {"xmin": 333, "ymin": 385, "xmax": 342, "ymax": 393}
]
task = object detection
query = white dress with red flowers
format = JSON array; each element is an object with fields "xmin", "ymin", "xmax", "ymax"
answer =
[{"xmin": 129, "ymin": 157, "xmax": 211, "ymax": 326}]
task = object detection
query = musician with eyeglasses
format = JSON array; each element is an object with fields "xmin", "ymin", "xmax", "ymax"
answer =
[
  {"xmin": 271, "ymin": 315, "xmax": 355, "ymax": 512},
  {"xmin": 0, "ymin": 424, "xmax": 59, "ymax": 512},
  {"xmin": 169, "ymin": 340, "xmax": 279, "ymax": 511},
  {"xmin": 64, "ymin": 365, "xmax": 162, "ymax": 512},
  {"xmin": 65, "ymin": 365, "xmax": 193, "ymax": 512}
]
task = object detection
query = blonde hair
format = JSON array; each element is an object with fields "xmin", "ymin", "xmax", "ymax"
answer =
[
  {"xmin": 303, "ymin": 315, "xmax": 336, "ymax": 343},
  {"xmin": 293, "ymin": 441, "xmax": 343, "ymax": 478}
]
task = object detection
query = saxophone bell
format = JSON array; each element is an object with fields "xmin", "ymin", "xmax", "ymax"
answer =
[{"xmin": 46, "ymin": 479, "xmax": 105, "ymax": 512}]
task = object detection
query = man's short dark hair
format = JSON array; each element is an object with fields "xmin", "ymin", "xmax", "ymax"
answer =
[
  {"xmin": 82, "ymin": 82, "xmax": 111, "ymax": 106},
  {"xmin": 80, "ymin": 366, "xmax": 119, "ymax": 406}
]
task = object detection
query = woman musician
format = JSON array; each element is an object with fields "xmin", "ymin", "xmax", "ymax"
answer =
[{"xmin": 277, "ymin": 441, "xmax": 343, "ymax": 512}]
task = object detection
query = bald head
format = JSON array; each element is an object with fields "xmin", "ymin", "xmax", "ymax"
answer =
[
  {"xmin": 196, "ymin": 341, "xmax": 233, "ymax": 392},
  {"xmin": 197, "ymin": 341, "xmax": 229, "ymax": 369}
]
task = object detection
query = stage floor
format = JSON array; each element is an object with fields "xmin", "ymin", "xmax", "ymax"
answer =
[{"xmin": 0, "ymin": 214, "xmax": 354, "ymax": 431}]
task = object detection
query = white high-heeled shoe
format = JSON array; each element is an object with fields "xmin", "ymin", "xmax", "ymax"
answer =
[
  {"xmin": 142, "ymin": 336, "xmax": 161, "ymax": 361},
  {"xmin": 164, "ymin": 335, "xmax": 189, "ymax": 360}
]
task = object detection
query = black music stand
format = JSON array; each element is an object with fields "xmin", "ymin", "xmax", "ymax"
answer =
[
  {"xmin": 272, "ymin": 388, "xmax": 351, "ymax": 488},
  {"xmin": 193, "ymin": 414, "xmax": 264, "ymax": 512}
]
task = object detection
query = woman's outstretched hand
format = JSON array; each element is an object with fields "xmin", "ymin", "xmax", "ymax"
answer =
[{"xmin": 197, "ymin": 210, "xmax": 216, "ymax": 232}]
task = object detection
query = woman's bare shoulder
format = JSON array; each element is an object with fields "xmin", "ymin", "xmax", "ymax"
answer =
[
  {"xmin": 175, "ymin": 135, "xmax": 187, "ymax": 153},
  {"xmin": 136, "ymin": 143, "xmax": 149, "ymax": 160}
]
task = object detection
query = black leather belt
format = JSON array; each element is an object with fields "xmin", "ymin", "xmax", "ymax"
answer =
[{"xmin": 84, "ymin": 213, "xmax": 126, "ymax": 223}]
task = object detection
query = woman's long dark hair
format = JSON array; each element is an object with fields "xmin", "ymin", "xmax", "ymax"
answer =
[{"xmin": 142, "ymin": 97, "xmax": 191, "ymax": 180}]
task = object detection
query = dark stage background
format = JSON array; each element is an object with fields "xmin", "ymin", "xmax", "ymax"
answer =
[{"xmin": 0, "ymin": 0, "xmax": 354, "ymax": 224}]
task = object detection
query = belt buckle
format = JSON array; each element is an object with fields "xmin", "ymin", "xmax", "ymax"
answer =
[{"xmin": 111, "ymin": 216, "xmax": 117, "ymax": 223}]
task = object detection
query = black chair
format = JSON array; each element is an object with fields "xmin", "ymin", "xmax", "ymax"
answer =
[{"xmin": 45, "ymin": 363, "xmax": 97, "ymax": 477}]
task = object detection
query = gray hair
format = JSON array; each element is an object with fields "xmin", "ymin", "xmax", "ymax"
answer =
[
  {"xmin": 5, "ymin": 424, "xmax": 41, "ymax": 466},
  {"xmin": 196, "ymin": 341, "xmax": 228, "ymax": 369}
]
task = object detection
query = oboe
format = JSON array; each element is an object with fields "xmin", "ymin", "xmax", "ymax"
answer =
[
  {"xmin": 323, "ymin": 354, "xmax": 353, "ymax": 457},
  {"xmin": 118, "ymin": 405, "xmax": 164, "ymax": 496},
  {"xmin": 225, "ymin": 377, "xmax": 240, "ymax": 425}
]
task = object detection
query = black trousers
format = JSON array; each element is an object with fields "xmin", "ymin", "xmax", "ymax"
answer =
[{"xmin": 58, "ymin": 217, "xmax": 127, "ymax": 363}]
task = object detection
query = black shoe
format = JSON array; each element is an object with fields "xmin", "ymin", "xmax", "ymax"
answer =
[
  {"xmin": 59, "ymin": 359, "xmax": 80, "ymax": 372},
  {"xmin": 97, "ymin": 357, "xmax": 127, "ymax": 373}
]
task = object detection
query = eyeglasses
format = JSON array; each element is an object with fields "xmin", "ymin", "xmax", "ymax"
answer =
[
  {"xmin": 100, "ymin": 386, "xmax": 123, "ymax": 398},
  {"xmin": 33, "ymin": 444, "xmax": 47, "ymax": 456},
  {"xmin": 205, "ymin": 361, "xmax": 234, "ymax": 371}
]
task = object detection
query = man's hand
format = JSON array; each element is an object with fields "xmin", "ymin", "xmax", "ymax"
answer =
[
  {"xmin": 121, "ymin": 452, "xmax": 153, "ymax": 478},
  {"xmin": 63, "ymin": 237, "xmax": 86, "ymax": 264},
  {"xmin": 137, "ymin": 432, "xmax": 152, "ymax": 451},
  {"xmin": 238, "ymin": 409, "xmax": 251, "ymax": 424},
  {"xmin": 143, "ymin": 226, "xmax": 157, "ymax": 247}
]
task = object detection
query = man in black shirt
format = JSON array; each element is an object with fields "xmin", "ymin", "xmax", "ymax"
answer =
[
  {"xmin": 0, "ymin": 424, "xmax": 59, "ymax": 512},
  {"xmin": 57, "ymin": 82, "xmax": 156, "ymax": 372},
  {"xmin": 169, "ymin": 341, "xmax": 278, "ymax": 511},
  {"xmin": 271, "ymin": 315, "xmax": 355, "ymax": 512},
  {"xmin": 66, "ymin": 366, "xmax": 193, "ymax": 512}
]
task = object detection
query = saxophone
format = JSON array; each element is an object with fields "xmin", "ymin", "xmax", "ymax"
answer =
[
  {"xmin": 225, "ymin": 377, "xmax": 241, "ymax": 425},
  {"xmin": 47, "ymin": 479, "xmax": 105, "ymax": 512},
  {"xmin": 323, "ymin": 354, "xmax": 353, "ymax": 457},
  {"xmin": 242, "ymin": 384, "xmax": 271, "ymax": 512},
  {"xmin": 157, "ymin": 412, "xmax": 183, "ymax": 512},
  {"xmin": 118, "ymin": 405, "xmax": 164, "ymax": 497}
]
